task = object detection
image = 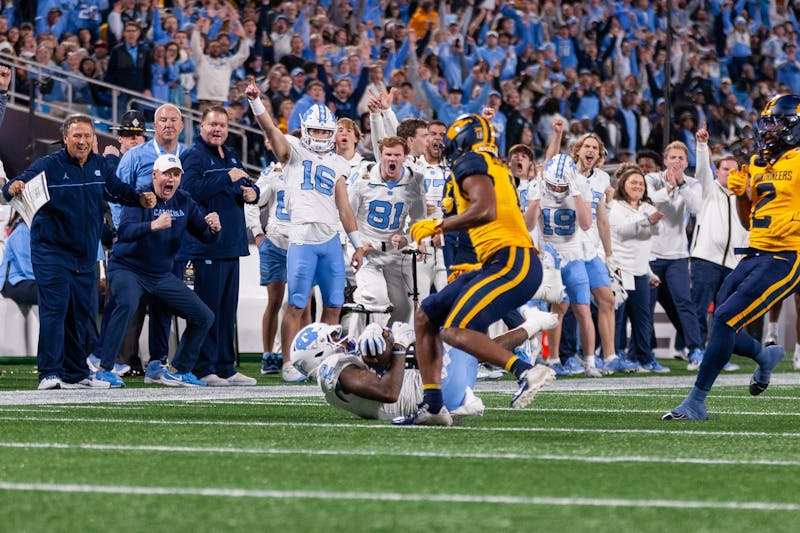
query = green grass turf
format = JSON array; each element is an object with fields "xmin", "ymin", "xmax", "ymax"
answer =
[{"xmin": 1, "ymin": 361, "xmax": 799, "ymax": 532}]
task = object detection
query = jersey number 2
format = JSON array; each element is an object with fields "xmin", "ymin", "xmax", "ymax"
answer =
[{"xmin": 752, "ymin": 182, "xmax": 776, "ymax": 229}]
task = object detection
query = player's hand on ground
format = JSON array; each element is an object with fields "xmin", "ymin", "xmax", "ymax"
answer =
[
  {"xmin": 726, "ymin": 164, "xmax": 748, "ymax": 196},
  {"xmin": 770, "ymin": 210, "xmax": 800, "ymax": 237},
  {"xmin": 151, "ymin": 211, "xmax": 172, "ymax": 231},
  {"xmin": 139, "ymin": 192, "xmax": 157, "ymax": 208},
  {"xmin": 205, "ymin": 212, "xmax": 221, "ymax": 233},
  {"xmin": 409, "ymin": 218, "xmax": 442, "ymax": 243}
]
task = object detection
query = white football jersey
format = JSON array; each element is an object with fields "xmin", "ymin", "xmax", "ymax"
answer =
[
  {"xmin": 539, "ymin": 186, "xmax": 591, "ymax": 263},
  {"xmin": 259, "ymin": 167, "xmax": 292, "ymax": 250},
  {"xmin": 517, "ymin": 177, "xmax": 530, "ymax": 213},
  {"xmin": 416, "ymin": 155, "xmax": 450, "ymax": 218},
  {"xmin": 348, "ymin": 164, "xmax": 424, "ymax": 244},
  {"xmin": 317, "ymin": 351, "xmax": 422, "ymax": 420},
  {"xmin": 582, "ymin": 167, "xmax": 611, "ymax": 258},
  {"xmin": 342, "ymin": 151, "xmax": 372, "ymax": 187},
  {"xmin": 284, "ymin": 136, "xmax": 350, "ymax": 244}
]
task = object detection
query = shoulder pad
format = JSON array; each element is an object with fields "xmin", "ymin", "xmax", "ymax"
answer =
[{"xmin": 452, "ymin": 152, "xmax": 490, "ymax": 184}]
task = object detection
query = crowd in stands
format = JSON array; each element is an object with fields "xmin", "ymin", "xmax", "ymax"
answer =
[
  {"xmin": 5, "ymin": 1, "xmax": 800, "ymax": 386},
  {"xmin": 0, "ymin": 1, "xmax": 799, "ymax": 164}
]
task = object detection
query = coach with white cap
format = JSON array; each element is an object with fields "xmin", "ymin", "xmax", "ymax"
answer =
[{"xmin": 100, "ymin": 154, "xmax": 221, "ymax": 387}]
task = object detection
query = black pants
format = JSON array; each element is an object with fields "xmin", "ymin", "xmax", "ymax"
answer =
[{"xmin": 1, "ymin": 279, "xmax": 38, "ymax": 307}]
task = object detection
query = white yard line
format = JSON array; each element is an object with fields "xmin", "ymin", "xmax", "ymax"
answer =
[
  {"xmin": 1, "ymin": 415, "xmax": 799, "ymax": 438},
  {"xmin": 1, "ymin": 441, "xmax": 799, "ymax": 468},
  {"xmin": 1, "ymin": 373, "xmax": 799, "ymax": 407},
  {"xmin": 0, "ymin": 481, "xmax": 798, "ymax": 511}
]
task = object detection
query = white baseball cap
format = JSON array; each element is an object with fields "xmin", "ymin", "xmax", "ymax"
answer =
[{"xmin": 153, "ymin": 154, "xmax": 183, "ymax": 173}]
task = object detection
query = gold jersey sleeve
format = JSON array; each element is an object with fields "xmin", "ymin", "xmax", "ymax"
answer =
[
  {"xmin": 450, "ymin": 151, "xmax": 534, "ymax": 263},
  {"xmin": 748, "ymin": 148, "xmax": 800, "ymax": 251}
]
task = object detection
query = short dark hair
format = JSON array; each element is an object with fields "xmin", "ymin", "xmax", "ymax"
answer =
[
  {"xmin": 61, "ymin": 114, "xmax": 94, "ymax": 136},
  {"xmin": 396, "ymin": 118, "xmax": 428, "ymax": 140},
  {"xmin": 201, "ymin": 105, "xmax": 229, "ymax": 122}
]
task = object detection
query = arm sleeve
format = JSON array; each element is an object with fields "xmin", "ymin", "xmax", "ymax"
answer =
[
  {"xmin": 102, "ymin": 155, "xmax": 141, "ymax": 206},
  {"xmin": 186, "ymin": 200, "xmax": 218, "ymax": 243},
  {"xmin": 115, "ymin": 206, "xmax": 152, "ymax": 242}
]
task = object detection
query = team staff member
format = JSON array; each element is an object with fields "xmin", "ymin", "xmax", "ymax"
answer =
[
  {"xmin": 179, "ymin": 106, "xmax": 260, "ymax": 386},
  {"xmin": 2, "ymin": 114, "xmax": 156, "ymax": 390},
  {"xmin": 109, "ymin": 104, "xmax": 186, "ymax": 381},
  {"xmin": 100, "ymin": 154, "xmax": 219, "ymax": 388},
  {"xmin": 664, "ymin": 94, "xmax": 799, "ymax": 421},
  {"xmin": 394, "ymin": 114, "xmax": 556, "ymax": 426}
]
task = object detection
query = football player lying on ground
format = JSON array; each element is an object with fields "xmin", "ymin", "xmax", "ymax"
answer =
[{"xmin": 291, "ymin": 306, "xmax": 558, "ymax": 422}]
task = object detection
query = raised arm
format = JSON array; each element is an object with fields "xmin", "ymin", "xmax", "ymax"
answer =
[{"xmin": 244, "ymin": 77, "xmax": 291, "ymax": 165}]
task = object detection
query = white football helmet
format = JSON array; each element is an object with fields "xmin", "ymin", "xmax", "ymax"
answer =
[
  {"xmin": 291, "ymin": 322, "xmax": 344, "ymax": 377},
  {"xmin": 543, "ymin": 153, "xmax": 576, "ymax": 199},
  {"xmin": 301, "ymin": 104, "xmax": 336, "ymax": 152}
]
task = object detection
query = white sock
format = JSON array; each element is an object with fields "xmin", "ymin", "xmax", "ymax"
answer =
[
  {"xmin": 584, "ymin": 355, "xmax": 596, "ymax": 368},
  {"xmin": 767, "ymin": 321, "xmax": 779, "ymax": 338},
  {"xmin": 605, "ymin": 353, "xmax": 618, "ymax": 362},
  {"xmin": 794, "ymin": 343, "xmax": 800, "ymax": 356}
]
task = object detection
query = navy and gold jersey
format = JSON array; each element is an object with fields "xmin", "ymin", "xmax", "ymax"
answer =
[
  {"xmin": 449, "ymin": 151, "xmax": 534, "ymax": 263},
  {"xmin": 748, "ymin": 148, "xmax": 800, "ymax": 251}
]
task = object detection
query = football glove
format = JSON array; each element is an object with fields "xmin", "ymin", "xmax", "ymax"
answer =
[
  {"xmin": 357, "ymin": 323, "xmax": 387, "ymax": 359},
  {"xmin": 770, "ymin": 210, "xmax": 800, "ymax": 238},
  {"xmin": 726, "ymin": 163, "xmax": 748, "ymax": 196},
  {"xmin": 447, "ymin": 262, "xmax": 482, "ymax": 283},
  {"xmin": 409, "ymin": 218, "xmax": 443, "ymax": 243},
  {"xmin": 533, "ymin": 267, "xmax": 565, "ymax": 304},
  {"xmin": 390, "ymin": 322, "xmax": 415, "ymax": 350}
]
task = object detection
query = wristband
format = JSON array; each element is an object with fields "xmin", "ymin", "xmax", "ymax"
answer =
[
  {"xmin": 248, "ymin": 97, "xmax": 266, "ymax": 116},
  {"xmin": 348, "ymin": 230, "xmax": 365, "ymax": 249}
]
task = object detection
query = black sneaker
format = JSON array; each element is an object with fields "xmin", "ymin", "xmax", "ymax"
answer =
[{"xmin": 260, "ymin": 354, "xmax": 280, "ymax": 375}]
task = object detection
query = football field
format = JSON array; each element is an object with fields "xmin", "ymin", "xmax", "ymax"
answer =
[{"xmin": 1, "ymin": 360, "xmax": 799, "ymax": 532}]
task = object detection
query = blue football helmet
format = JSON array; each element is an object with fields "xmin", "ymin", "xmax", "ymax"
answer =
[{"xmin": 443, "ymin": 114, "xmax": 498, "ymax": 166}]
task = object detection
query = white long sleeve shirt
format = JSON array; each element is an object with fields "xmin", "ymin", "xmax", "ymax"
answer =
[
  {"xmin": 609, "ymin": 199, "xmax": 659, "ymax": 277},
  {"xmin": 191, "ymin": 32, "xmax": 252, "ymax": 102},
  {"xmin": 689, "ymin": 142, "xmax": 749, "ymax": 269},
  {"xmin": 646, "ymin": 170, "xmax": 702, "ymax": 260}
]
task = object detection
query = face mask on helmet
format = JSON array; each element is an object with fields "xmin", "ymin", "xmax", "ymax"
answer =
[
  {"xmin": 290, "ymin": 322, "xmax": 344, "ymax": 377},
  {"xmin": 757, "ymin": 94, "xmax": 800, "ymax": 154},
  {"xmin": 543, "ymin": 154, "xmax": 575, "ymax": 199},
  {"xmin": 301, "ymin": 104, "xmax": 336, "ymax": 152}
]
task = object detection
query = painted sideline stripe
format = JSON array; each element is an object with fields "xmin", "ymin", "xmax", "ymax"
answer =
[
  {"xmin": 5, "ymin": 403, "xmax": 798, "ymax": 418},
  {"xmin": 2, "ymin": 441, "xmax": 799, "ymax": 467},
  {"xmin": 0, "ymin": 481, "xmax": 798, "ymax": 511},
  {"xmin": 485, "ymin": 407, "xmax": 800, "ymax": 417},
  {"xmin": 2, "ymin": 415, "xmax": 800, "ymax": 438}
]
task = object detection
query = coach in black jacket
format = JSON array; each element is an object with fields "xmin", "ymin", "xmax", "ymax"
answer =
[
  {"xmin": 178, "ymin": 106, "xmax": 260, "ymax": 386},
  {"xmin": 105, "ymin": 21, "xmax": 152, "ymax": 111}
]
